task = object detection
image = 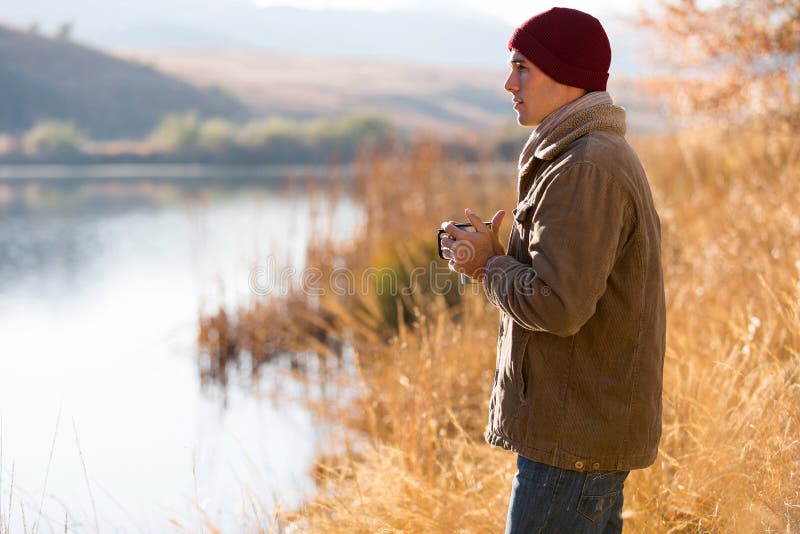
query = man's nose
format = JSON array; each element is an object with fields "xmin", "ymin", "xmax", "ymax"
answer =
[{"xmin": 504, "ymin": 72, "xmax": 518, "ymax": 93}]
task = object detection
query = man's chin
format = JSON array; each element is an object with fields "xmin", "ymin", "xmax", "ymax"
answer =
[{"xmin": 516, "ymin": 115, "xmax": 535, "ymax": 127}]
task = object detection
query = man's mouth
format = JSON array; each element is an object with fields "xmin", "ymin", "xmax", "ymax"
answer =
[{"xmin": 513, "ymin": 99, "xmax": 523, "ymax": 109}]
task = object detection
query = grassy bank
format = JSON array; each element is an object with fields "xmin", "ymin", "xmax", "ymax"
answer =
[{"xmin": 199, "ymin": 126, "xmax": 800, "ymax": 532}]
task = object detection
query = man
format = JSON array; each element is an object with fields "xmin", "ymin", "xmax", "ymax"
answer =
[{"xmin": 440, "ymin": 7, "xmax": 666, "ymax": 533}]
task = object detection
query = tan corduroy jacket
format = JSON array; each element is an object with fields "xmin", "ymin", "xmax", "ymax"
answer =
[{"xmin": 482, "ymin": 97, "xmax": 666, "ymax": 472}]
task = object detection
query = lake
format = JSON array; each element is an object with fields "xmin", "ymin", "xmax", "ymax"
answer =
[{"xmin": 0, "ymin": 169, "xmax": 361, "ymax": 532}]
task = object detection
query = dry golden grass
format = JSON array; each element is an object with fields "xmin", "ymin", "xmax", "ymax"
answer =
[
  {"xmin": 203, "ymin": 123, "xmax": 799, "ymax": 532},
  {"xmin": 622, "ymin": 125, "xmax": 800, "ymax": 532}
]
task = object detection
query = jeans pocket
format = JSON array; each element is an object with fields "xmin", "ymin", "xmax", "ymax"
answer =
[{"xmin": 577, "ymin": 471, "xmax": 628, "ymax": 522}]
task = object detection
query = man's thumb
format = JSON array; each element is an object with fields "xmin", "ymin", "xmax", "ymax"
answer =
[{"xmin": 490, "ymin": 210, "xmax": 505, "ymax": 237}]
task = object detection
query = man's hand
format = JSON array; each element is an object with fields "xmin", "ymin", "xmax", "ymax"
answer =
[{"xmin": 440, "ymin": 208, "xmax": 506, "ymax": 280}]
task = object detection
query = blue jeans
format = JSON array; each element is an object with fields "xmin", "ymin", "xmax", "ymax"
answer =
[{"xmin": 505, "ymin": 455, "xmax": 629, "ymax": 534}]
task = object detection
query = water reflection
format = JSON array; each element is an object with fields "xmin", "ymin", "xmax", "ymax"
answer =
[{"xmin": 0, "ymin": 175, "xmax": 360, "ymax": 531}]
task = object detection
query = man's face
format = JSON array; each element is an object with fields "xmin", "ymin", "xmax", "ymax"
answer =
[{"xmin": 504, "ymin": 50, "xmax": 568, "ymax": 127}]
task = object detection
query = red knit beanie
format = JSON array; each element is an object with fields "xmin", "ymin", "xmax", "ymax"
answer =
[{"xmin": 508, "ymin": 7, "xmax": 611, "ymax": 91}]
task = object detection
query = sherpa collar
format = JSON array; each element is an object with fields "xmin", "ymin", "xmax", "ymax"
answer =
[{"xmin": 518, "ymin": 91, "xmax": 626, "ymax": 178}]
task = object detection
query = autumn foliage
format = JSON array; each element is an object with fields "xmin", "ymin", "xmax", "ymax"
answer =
[{"xmin": 642, "ymin": 0, "xmax": 800, "ymax": 127}]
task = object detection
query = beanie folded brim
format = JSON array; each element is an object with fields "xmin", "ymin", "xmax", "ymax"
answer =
[{"xmin": 509, "ymin": 27, "xmax": 609, "ymax": 92}]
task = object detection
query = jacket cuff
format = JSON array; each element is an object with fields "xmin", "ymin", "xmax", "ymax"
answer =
[
  {"xmin": 485, "ymin": 254, "xmax": 506, "ymax": 271},
  {"xmin": 481, "ymin": 254, "xmax": 517, "ymax": 301}
]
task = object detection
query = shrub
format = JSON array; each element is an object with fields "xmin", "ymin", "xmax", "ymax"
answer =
[
  {"xmin": 22, "ymin": 120, "xmax": 86, "ymax": 156},
  {"xmin": 197, "ymin": 117, "xmax": 236, "ymax": 152},
  {"xmin": 148, "ymin": 111, "xmax": 200, "ymax": 151}
]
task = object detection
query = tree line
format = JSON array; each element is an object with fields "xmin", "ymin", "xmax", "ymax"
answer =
[{"xmin": 0, "ymin": 112, "xmax": 399, "ymax": 164}]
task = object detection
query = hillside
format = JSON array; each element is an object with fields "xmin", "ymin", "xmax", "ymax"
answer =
[
  {"xmin": 115, "ymin": 48, "xmax": 663, "ymax": 136},
  {"xmin": 115, "ymin": 48, "xmax": 512, "ymax": 134},
  {"xmin": 0, "ymin": 23, "xmax": 249, "ymax": 140}
]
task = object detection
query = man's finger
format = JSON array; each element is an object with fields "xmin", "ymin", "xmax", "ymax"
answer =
[
  {"xmin": 440, "ymin": 236, "xmax": 456, "ymax": 259},
  {"xmin": 490, "ymin": 210, "xmax": 505, "ymax": 239},
  {"xmin": 464, "ymin": 208, "xmax": 490, "ymax": 234},
  {"xmin": 441, "ymin": 220, "xmax": 472, "ymax": 239}
]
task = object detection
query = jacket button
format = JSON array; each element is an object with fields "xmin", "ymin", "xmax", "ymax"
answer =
[
  {"xmin": 574, "ymin": 461, "xmax": 584, "ymax": 470},
  {"xmin": 592, "ymin": 462, "xmax": 600, "ymax": 470}
]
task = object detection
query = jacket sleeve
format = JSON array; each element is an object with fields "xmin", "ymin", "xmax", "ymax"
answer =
[{"xmin": 483, "ymin": 162, "xmax": 633, "ymax": 337}]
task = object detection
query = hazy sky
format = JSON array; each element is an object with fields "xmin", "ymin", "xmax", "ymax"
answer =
[
  {"xmin": 249, "ymin": 0, "xmax": 641, "ymax": 23},
  {"xmin": 2, "ymin": 0, "xmax": 642, "ymax": 32}
]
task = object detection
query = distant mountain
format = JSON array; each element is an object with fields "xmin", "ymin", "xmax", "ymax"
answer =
[
  {"xmin": 118, "ymin": 48, "xmax": 664, "ymax": 136},
  {"xmin": 0, "ymin": 6, "xmax": 660, "ymax": 144},
  {"xmin": 116, "ymin": 48, "xmax": 512, "ymax": 134},
  {"xmin": 100, "ymin": 23, "xmax": 248, "ymax": 48},
  {"xmin": 0, "ymin": 23, "xmax": 249, "ymax": 139},
  {"xmin": 98, "ymin": 7, "xmax": 514, "ymax": 68}
]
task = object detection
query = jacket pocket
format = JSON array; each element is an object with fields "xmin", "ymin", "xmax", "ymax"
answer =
[
  {"xmin": 577, "ymin": 471, "xmax": 628, "ymax": 522},
  {"xmin": 500, "ymin": 317, "xmax": 529, "ymax": 405},
  {"xmin": 511, "ymin": 339, "xmax": 528, "ymax": 404},
  {"xmin": 493, "ymin": 317, "xmax": 530, "ymax": 437}
]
